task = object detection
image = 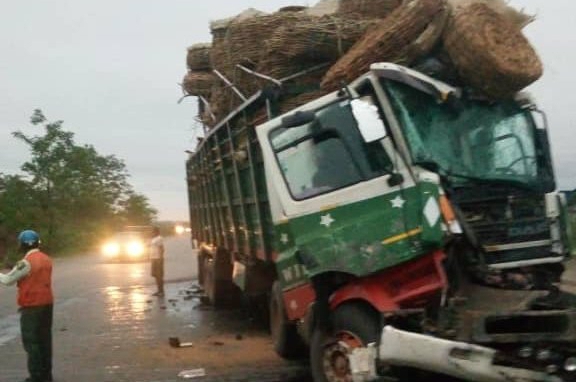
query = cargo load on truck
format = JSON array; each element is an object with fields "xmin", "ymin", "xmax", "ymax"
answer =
[
  {"xmin": 181, "ymin": 0, "xmax": 541, "ymax": 128},
  {"xmin": 180, "ymin": 1, "xmax": 576, "ymax": 382}
]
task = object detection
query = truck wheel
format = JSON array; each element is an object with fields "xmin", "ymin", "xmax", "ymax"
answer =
[
  {"xmin": 269, "ymin": 281, "xmax": 306, "ymax": 359},
  {"xmin": 202, "ymin": 255, "xmax": 216, "ymax": 302},
  {"xmin": 202, "ymin": 250, "xmax": 239, "ymax": 307},
  {"xmin": 310, "ymin": 302, "xmax": 380, "ymax": 382},
  {"xmin": 202, "ymin": 254, "xmax": 226, "ymax": 306},
  {"xmin": 197, "ymin": 251, "xmax": 205, "ymax": 287}
]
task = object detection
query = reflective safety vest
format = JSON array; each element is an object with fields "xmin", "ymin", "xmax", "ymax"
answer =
[{"xmin": 17, "ymin": 250, "xmax": 53, "ymax": 307}]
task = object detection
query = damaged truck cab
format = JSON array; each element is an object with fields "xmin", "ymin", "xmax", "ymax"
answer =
[
  {"xmin": 258, "ymin": 62, "xmax": 574, "ymax": 381},
  {"xmin": 188, "ymin": 63, "xmax": 574, "ymax": 382}
]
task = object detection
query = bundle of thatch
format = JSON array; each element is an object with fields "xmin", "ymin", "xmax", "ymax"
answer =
[
  {"xmin": 321, "ymin": 0, "xmax": 448, "ymax": 91},
  {"xmin": 187, "ymin": 43, "xmax": 212, "ymax": 71},
  {"xmin": 443, "ymin": 2, "xmax": 542, "ymax": 99},
  {"xmin": 249, "ymin": 89, "xmax": 330, "ymax": 126},
  {"xmin": 305, "ymin": 0, "xmax": 340, "ymax": 16},
  {"xmin": 261, "ymin": 15, "xmax": 379, "ymax": 78},
  {"xmin": 187, "ymin": 0, "xmax": 543, "ymax": 129},
  {"xmin": 210, "ymin": 8, "xmax": 267, "ymax": 42},
  {"xmin": 205, "ymin": 84, "xmax": 242, "ymax": 125},
  {"xmin": 279, "ymin": 90, "xmax": 329, "ymax": 113},
  {"xmin": 279, "ymin": 5, "xmax": 307, "ymax": 13},
  {"xmin": 182, "ymin": 71, "xmax": 216, "ymax": 97},
  {"xmin": 337, "ymin": 0, "xmax": 401, "ymax": 19},
  {"xmin": 210, "ymin": 12, "xmax": 303, "ymax": 82},
  {"xmin": 446, "ymin": 0, "xmax": 534, "ymax": 29}
]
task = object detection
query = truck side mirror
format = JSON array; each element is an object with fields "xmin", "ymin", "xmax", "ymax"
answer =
[
  {"xmin": 351, "ymin": 98, "xmax": 387, "ymax": 143},
  {"xmin": 387, "ymin": 173, "xmax": 404, "ymax": 187}
]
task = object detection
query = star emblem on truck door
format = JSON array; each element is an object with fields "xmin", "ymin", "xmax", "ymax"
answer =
[
  {"xmin": 391, "ymin": 196, "xmax": 406, "ymax": 209},
  {"xmin": 280, "ymin": 234, "xmax": 289, "ymax": 244},
  {"xmin": 320, "ymin": 214, "xmax": 335, "ymax": 228}
]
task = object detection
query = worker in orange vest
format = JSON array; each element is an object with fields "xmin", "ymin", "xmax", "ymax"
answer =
[{"xmin": 0, "ymin": 230, "xmax": 54, "ymax": 382}]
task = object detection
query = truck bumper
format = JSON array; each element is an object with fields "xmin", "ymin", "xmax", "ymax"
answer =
[{"xmin": 348, "ymin": 326, "xmax": 561, "ymax": 382}]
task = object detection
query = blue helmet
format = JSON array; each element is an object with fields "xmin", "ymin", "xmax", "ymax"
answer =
[{"xmin": 18, "ymin": 230, "xmax": 40, "ymax": 246}]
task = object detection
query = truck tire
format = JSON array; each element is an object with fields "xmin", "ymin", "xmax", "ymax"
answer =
[
  {"xmin": 197, "ymin": 251, "xmax": 206, "ymax": 287},
  {"xmin": 269, "ymin": 281, "xmax": 306, "ymax": 359},
  {"xmin": 202, "ymin": 248, "xmax": 241, "ymax": 307},
  {"xmin": 310, "ymin": 302, "xmax": 380, "ymax": 382}
]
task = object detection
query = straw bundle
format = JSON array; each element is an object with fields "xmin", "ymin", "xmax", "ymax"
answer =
[
  {"xmin": 206, "ymin": 85, "xmax": 242, "ymax": 125},
  {"xmin": 262, "ymin": 16, "xmax": 379, "ymax": 76},
  {"xmin": 187, "ymin": 43, "xmax": 212, "ymax": 71},
  {"xmin": 446, "ymin": 0, "xmax": 534, "ymax": 29},
  {"xmin": 182, "ymin": 71, "xmax": 216, "ymax": 97},
  {"xmin": 210, "ymin": 12, "xmax": 303, "ymax": 80},
  {"xmin": 280, "ymin": 90, "xmax": 329, "ymax": 114},
  {"xmin": 321, "ymin": 0, "xmax": 448, "ymax": 91},
  {"xmin": 249, "ymin": 90, "xmax": 330, "ymax": 126},
  {"xmin": 210, "ymin": 8, "xmax": 267, "ymax": 42},
  {"xmin": 279, "ymin": 6, "xmax": 307, "ymax": 13},
  {"xmin": 443, "ymin": 2, "xmax": 542, "ymax": 99},
  {"xmin": 338, "ymin": 0, "xmax": 401, "ymax": 19}
]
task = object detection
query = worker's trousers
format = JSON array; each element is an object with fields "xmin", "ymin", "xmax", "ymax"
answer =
[{"xmin": 20, "ymin": 304, "xmax": 53, "ymax": 382}]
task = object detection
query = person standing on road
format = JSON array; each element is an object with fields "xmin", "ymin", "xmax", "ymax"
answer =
[
  {"xmin": 150, "ymin": 226, "xmax": 165, "ymax": 297},
  {"xmin": 0, "ymin": 230, "xmax": 54, "ymax": 382}
]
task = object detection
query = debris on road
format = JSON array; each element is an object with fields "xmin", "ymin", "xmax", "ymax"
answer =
[
  {"xmin": 178, "ymin": 368, "xmax": 206, "ymax": 379},
  {"xmin": 169, "ymin": 336, "xmax": 194, "ymax": 348},
  {"xmin": 180, "ymin": 284, "xmax": 204, "ymax": 295}
]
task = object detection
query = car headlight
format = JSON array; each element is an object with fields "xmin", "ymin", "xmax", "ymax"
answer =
[
  {"xmin": 127, "ymin": 241, "xmax": 145, "ymax": 257},
  {"xmin": 102, "ymin": 243, "xmax": 120, "ymax": 257}
]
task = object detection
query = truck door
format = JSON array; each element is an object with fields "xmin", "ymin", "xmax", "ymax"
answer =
[{"xmin": 257, "ymin": 95, "xmax": 433, "ymax": 281}]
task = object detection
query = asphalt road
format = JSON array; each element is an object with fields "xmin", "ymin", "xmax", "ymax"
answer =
[{"xmin": 3, "ymin": 236, "xmax": 575, "ymax": 382}]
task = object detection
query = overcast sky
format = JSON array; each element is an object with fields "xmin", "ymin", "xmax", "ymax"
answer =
[{"xmin": 1, "ymin": 0, "xmax": 574, "ymax": 221}]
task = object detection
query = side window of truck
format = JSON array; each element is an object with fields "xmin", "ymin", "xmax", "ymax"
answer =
[
  {"xmin": 270, "ymin": 100, "xmax": 392, "ymax": 200},
  {"xmin": 277, "ymin": 131, "xmax": 362, "ymax": 199}
]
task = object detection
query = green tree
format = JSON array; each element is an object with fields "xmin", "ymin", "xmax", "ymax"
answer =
[
  {"xmin": 0, "ymin": 174, "xmax": 40, "ymax": 263},
  {"xmin": 117, "ymin": 192, "xmax": 158, "ymax": 227},
  {"xmin": 6, "ymin": 109, "xmax": 157, "ymax": 253}
]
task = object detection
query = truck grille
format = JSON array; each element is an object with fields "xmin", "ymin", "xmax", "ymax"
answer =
[{"xmin": 450, "ymin": 187, "xmax": 552, "ymax": 265}]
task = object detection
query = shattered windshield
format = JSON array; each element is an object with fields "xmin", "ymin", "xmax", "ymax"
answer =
[{"xmin": 383, "ymin": 80, "xmax": 553, "ymax": 190}]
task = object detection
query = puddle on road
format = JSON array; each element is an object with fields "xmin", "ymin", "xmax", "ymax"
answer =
[{"xmin": 105, "ymin": 286, "xmax": 150, "ymax": 322}]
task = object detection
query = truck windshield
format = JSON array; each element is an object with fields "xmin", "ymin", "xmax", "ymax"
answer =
[{"xmin": 383, "ymin": 80, "xmax": 553, "ymax": 191}]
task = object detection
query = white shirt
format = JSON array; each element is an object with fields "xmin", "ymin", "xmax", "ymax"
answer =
[
  {"xmin": 0, "ymin": 249, "xmax": 38, "ymax": 286},
  {"xmin": 150, "ymin": 236, "xmax": 164, "ymax": 260}
]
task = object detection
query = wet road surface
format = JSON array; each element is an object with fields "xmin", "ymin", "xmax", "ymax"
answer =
[{"xmin": 2, "ymin": 236, "xmax": 576, "ymax": 382}]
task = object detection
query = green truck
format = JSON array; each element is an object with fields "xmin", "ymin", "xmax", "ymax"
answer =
[{"xmin": 186, "ymin": 63, "xmax": 575, "ymax": 382}]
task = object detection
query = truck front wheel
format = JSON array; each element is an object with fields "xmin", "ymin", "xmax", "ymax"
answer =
[{"xmin": 310, "ymin": 302, "xmax": 380, "ymax": 382}]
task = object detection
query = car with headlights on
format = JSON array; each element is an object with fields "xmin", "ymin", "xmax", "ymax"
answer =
[{"xmin": 100, "ymin": 231, "xmax": 150, "ymax": 262}]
